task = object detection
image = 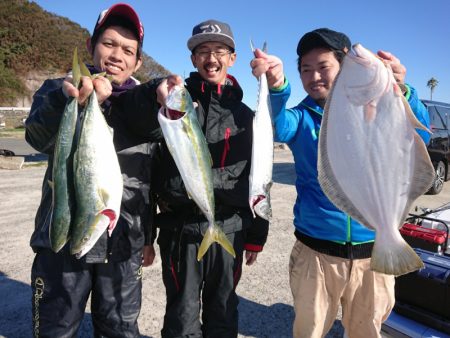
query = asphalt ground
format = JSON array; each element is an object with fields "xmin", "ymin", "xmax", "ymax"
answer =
[{"xmin": 1, "ymin": 137, "xmax": 449, "ymax": 337}]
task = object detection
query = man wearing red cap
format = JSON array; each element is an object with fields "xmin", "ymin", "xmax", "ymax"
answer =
[
  {"xmin": 250, "ymin": 28, "xmax": 430, "ymax": 338},
  {"xmin": 26, "ymin": 3, "xmax": 159, "ymax": 337}
]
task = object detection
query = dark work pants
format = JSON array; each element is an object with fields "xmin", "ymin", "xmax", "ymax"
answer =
[
  {"xmin": 31, "ymin": 248, "xmax": 143, "ymax": 338},
  {"xmin": 158, "ymin": 228, "xmax": 244, "ymax": 338}
]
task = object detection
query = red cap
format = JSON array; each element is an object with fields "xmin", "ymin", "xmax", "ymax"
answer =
[{"xmin": 93, "ymin": 3, "xmax": 144, "ymax": 45}]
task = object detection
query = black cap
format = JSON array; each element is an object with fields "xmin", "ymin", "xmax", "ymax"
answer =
[
  {"xmin": 93, "ymin": 3, "xmax": 144, "ymax": 46},
  {"xmin": 297, "ymin": 28, "xmax": 351, "ymax": 57},
  {"xmin": 187, "ymin": 19, "xmax": 235, "ymax": 51}
]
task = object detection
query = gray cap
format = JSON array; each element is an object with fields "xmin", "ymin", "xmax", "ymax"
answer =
[{"xmin": 187, "ymin": 19, "xmax": 235, "ymax": 51}]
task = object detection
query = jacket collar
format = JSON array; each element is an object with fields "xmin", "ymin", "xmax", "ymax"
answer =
[
  {"xmin": 300, "ymin": 95, "xmax": 324, "ymax": 117},
  {"xmin": 186, "ymin": 72, "xmax": 243, "ymax": 103}
]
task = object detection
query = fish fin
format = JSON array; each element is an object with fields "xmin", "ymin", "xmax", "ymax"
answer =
[
  {"xmin": 401, "ymin": 95, "xmax": 431, "ymax": 133},
  {"xmin": 399, "ymin": 132, "xmax": 436, "ymax": 223},
  {"xmin": 72, "ymin": 47, "xmax": 81, "ymax": 88},
  {"xmin": 364, "ymin": 102, "xmax": 377, "ymax": 122},
  {"xmin": 249, "ymin": 40, "xmax": 267, "ymax": 54},
  {"xmin": 98, "ymin": 188, "xmax": 110, "ymax": 207},
  {"xmin": 79, "ymin": 59, "xmax": 92, "ymax": 78},
  {"xmin": 197, "ymin": 224, "xmax": 236, "ymax": 261},
  {"xmin": 370, "ymin": 232, "xmax": 424, "ymax": 276},
  {"xmin": 250, "ymin": 39, "xmax": 255, "ymax": 53}
]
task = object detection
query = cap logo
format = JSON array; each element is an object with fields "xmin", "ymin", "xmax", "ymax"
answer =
[
  {"xmin": 199, "ymin": 24, "xmax": 221, "ymax": 34},
  {"xmin": 97, "ymin": 9, "xmax": 108, "ymax": 26}
]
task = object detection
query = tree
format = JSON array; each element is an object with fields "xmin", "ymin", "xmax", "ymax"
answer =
[{"xmin": 427, "ymin": 77, "xmax": 439, "ymax": 100}]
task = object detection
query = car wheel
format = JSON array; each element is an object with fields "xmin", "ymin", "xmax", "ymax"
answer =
[{"xmin": 428, "ymin": 161, "xmax": 446, "ymax": 195}]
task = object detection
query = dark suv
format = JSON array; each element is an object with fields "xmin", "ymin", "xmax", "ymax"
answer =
[{"xmin": 423, "ymin": 100, "xmax": 450, "ymax": 194}]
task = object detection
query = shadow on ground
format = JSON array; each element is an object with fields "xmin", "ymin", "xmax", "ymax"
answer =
[
  {"xmin": 238, "ymin": 296, "xmax": 344, "ymax": 337},
  {"xmin": 0, "ymin": 271, "xmax": 32, "ymax": 337},
  {"xmin": 0, "ymin": 272, "xmax": 154, "ymax": 338}
]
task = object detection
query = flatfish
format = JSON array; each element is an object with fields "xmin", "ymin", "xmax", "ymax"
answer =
[{"xmin": 318, "ymin": 43, "xmax": 435, "ymax": 276}]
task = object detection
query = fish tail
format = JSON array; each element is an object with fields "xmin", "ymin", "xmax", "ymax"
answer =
[
  {"xmin": 370, "ymin": 235, "xmax": 424, "ymax": 276},
  {"xmin": 197, "ymin": 223, "xmax": 236, "ymax": 261}
]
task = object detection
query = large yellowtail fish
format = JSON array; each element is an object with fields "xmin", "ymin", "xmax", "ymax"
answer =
[
  {"xmin": 49, "ymin": 48, "xmax": 80, "ymax": 252},
  {"xmin": 70, "ymin": 67, "xmax": 123, "ymax": 258},
  {"xmin": 158, "ymin": 85, "xmax": 236, "ymax": 261},
  {"xmin": 249, "ymin": 41, "xmax": 273, "ymax": 221},
  {"xmin": 318, "ymin": 43, "xmax": 435, "ymax": 276}
]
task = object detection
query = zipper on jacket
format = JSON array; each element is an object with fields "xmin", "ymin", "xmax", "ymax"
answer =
[
  {"xmin": 346, "ymin": 215, "xmax": 351, "ymax": 243},
  {"xmin": 220, "ymin": 127, "xmax": 231, "ymax": 169}
]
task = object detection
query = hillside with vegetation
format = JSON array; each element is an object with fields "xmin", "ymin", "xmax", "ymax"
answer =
[{"xmin": 0, "ymin": 0, "xmax": 170, "ymax": 106}]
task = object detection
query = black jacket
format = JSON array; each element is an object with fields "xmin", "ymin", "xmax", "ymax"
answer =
[{"xmin": 26, "ymin": 77, "xmax": 159, "ymax": 263}]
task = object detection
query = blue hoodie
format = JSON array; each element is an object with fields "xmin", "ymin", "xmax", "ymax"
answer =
[{"xmin": 270, "ymin": 80, "xmax": 430, "ymax": 244}]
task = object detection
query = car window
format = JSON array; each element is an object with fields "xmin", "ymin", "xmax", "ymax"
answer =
[
  {"xmin": 435, "ymin": 106, "xmax": 450, "ymax": 131},
  {"xmin": 428, "ymin": 105, "xmax": 446, "ymax": 130}
]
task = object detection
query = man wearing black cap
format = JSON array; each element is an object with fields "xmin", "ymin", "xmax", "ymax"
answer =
[
  {"xmin": 250, "ymin": 28, "xmax": 430, "ymax": 338},
  {"xmin": 146, "ymin": 19, "xmax": 269, "ymax": 338},
  {"xmin": 26, "ymin": 3, "xmax": 160, "ymax": 337}
]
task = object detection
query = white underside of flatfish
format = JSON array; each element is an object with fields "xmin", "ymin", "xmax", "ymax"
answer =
[{"xmin": 318, "ymin": 43, "xmax": 435, "ymax": 276}]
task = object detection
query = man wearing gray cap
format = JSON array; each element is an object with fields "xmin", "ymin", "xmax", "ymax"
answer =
[
  {"xmin": 153, "ymin": 19, "xmax": 269, "ymax": 338},
  {"xmin": 250, "ymin": 28, "xmax": 430, "ymax": 338}
]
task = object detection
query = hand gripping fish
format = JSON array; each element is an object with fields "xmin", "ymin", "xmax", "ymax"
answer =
[
  {"xmin": 249, "ymin": 41, "xmax": 274, "ymax": 221},
  {"xmin": 49, "ymin": 48, "xmax": 80, "ymax": 253},
  {"xmin": 70, "ymin": 66, "xmax": 123, "ymax": 258},
  {"xmin": 158, "ymin": 85, "xmax": 236, "ymax": 261},
  {"xmin": 318, "ymin": 43, "xmax": 435, "ymax": 276}
]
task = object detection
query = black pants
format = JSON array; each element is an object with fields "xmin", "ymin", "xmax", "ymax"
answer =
[
  {"xmin": 31, "ymin": 248, "xmax": 143, "ymax": 338},
  {"xmin": 158, "ymin": 228, "xmax": 245, "ymax": 338}
]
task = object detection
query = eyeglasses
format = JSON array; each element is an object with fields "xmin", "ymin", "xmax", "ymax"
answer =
[{"xmin": 194, "ymin": 50, "xmax": 232, "ymax": 59}]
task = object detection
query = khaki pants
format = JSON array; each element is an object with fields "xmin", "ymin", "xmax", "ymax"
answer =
[{"xmin": 289, "ymin": 240, "xmax": 395, "ymax": 338}]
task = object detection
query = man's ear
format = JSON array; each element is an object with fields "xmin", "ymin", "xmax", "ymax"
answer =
[
  {"xmin": 227, "ymin": 52, "xmax": 236, "ymax": 67},
  {"xmin": 134, "ymin": 57, "xmax": 143, "ymax": 72},
  {"xmin": 190, "ymin": 54, "xmax": 197, "ymax": 68},
  {"xmin": 86, "ymin": 37, "xmax": 93, "ymax": 56}
]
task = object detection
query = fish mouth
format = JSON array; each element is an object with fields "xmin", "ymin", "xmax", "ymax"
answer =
[{"xmin": 348, "ymin": 44, "xmax": 372, "ymax": 67}]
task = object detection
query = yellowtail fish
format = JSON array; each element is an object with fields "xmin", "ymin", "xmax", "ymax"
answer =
[
  {"xmin": 70, "ymin": 66, "xmax": 123, "ymax": 258},
  {"xmin": 49, "ymin": 48, "xmax": 80, "ymax": 252},
  {"xmin": 158, "ymin": 85, "xmax": 236, "ymax": 261}
]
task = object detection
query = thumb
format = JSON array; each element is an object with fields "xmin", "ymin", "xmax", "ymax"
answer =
[
  {"xmin": 377, "ymin": 50, "xmax": 393, "ymax": 61},
  {"xmin": 254, "ymin": 48, "xmax": 269, "ymax": 59}
]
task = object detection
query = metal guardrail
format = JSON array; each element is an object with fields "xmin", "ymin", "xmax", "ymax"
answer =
[{"xmin": 0, "ymin": 107, "xmax": 31, "ymax": 112}]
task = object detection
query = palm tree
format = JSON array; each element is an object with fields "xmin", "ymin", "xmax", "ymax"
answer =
[{"xmin": 427, "ymin": 77, "xmax": 439, "ymax": 100}]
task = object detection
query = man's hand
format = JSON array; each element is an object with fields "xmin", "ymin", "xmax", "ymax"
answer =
[
  {"xmin": 62, "ymin": 74, "xmax": 112, "ymax": 105},
  {"xmin": 377, "ymin": 50, "xmax": 406, "ymax": 84},
  {"xmin": 92, "ymin": 76, "xmax": 112, "ymax": 104},
  {"xmin": 156, "ymin": 75, "xmax": 184, "ymax": 107},
  {"xmin": 245, "ymin": 251, "xmax": 258, "ymax": 266},
  {"xmin": 250, "ymin": 49, "xmax": 285, "ymax": 89},
  {"xmin": 142, "ymin": 244, "xmax": 156, "ymax": 267}
]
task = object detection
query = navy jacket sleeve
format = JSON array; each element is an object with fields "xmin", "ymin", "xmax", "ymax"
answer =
[{"xmin": 25, "ymin": 78, "xmax": 68, "ymax": 154}]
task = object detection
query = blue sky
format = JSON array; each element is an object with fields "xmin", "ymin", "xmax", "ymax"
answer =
[{"xmin": 33, "ymin": 0, "xmax": 450, "ymax": 109}]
